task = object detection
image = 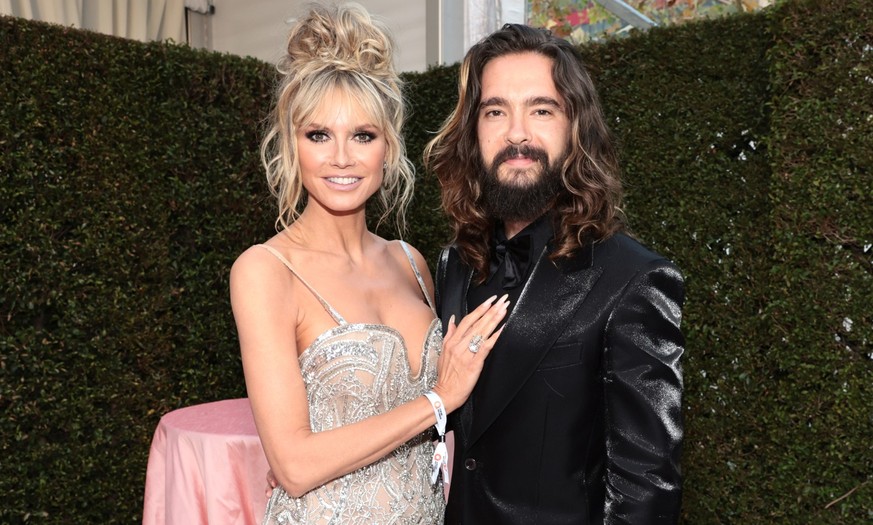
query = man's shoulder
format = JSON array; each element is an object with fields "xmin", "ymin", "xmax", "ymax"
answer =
[
  {"xmin": 439, "ymin": 244, "xmax": 468, "ymax": 270},
  {"xmin": 584, "ymin": 233, "xmax": 685, "ymax": 306},
  {"xmin": 592, "ymin": 232, "xmax": 679, "ymax": 274},
  {"xmin": 436, "ymin": 244, "xmax": 468, "ymax": 289}
]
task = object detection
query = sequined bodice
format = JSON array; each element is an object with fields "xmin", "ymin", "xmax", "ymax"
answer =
[{"xmin": 259, "ymin": 243, "xmax": 445, "ymax": 524}]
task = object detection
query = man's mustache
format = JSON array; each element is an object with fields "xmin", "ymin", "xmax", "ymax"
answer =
[{"xmin": 491, "ymin": 145, "xmax": 549, "ymax": 167}]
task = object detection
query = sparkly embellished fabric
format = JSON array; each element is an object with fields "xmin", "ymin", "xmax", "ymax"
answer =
[{"xmin": 258, "ymin": 243, "xmax": 445, "ymax": 525}]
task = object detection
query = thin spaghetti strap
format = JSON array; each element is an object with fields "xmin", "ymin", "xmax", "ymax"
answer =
[
  {"xmin": 399, "ymin": 241, "xmax": 437, "ymax": 315},
  {"xmin": 255, "ymin": 244, "xmax": 346, "ymax": 325}
]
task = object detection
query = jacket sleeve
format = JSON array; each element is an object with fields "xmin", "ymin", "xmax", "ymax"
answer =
[{"xmin": 602, "ymin": 259, "xmax": 685, "ymax": 524}]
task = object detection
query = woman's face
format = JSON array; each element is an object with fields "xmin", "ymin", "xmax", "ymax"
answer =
[{"xmin": 296, "ymin": 90, "xmax": 387, "ymax": 217}]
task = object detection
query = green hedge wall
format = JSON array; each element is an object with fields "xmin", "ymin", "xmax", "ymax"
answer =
[
  {"xmin": 1, "ymin": 0, "xmax": 870, "ymax": 522},
  {"xmin": 0, "ymin": 20, "xmax": 275, "ymax": 523},
  {"xmin": 762, "ymin": 0, "xmax": 872, "ymax": 522}
]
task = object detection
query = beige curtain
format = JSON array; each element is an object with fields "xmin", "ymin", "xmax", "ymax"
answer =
[{"xmin": 0, "ymin": 0, "xmax": 186, "ymax": 43}]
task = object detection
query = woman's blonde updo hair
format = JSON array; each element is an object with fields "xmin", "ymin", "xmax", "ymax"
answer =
[{"xmin": 261, "ymin": 2, "xmax": 414, "ymax": 233}]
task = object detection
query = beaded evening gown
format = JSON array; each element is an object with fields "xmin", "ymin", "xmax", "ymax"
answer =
[{"xmin": 257, "ymin": 242, "xmax": 445, "ymax": 525}]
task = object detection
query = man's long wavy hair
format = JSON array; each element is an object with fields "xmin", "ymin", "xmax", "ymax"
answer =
[{"xmin": 423, "ymin": 24, "xmax": 624, "ymax": 282}]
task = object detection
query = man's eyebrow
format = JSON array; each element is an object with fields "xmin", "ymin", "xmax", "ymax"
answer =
[
  {"xmin": 529, "ymin": 96, "xmax": 562, "ymax": 108},
  {"xmin": 478, "ymin": 96, "xmax": 508, "ymax": 110},
  {"xmin": 478, "ymin": 96, "xmax": 563, "ymax": 110}
]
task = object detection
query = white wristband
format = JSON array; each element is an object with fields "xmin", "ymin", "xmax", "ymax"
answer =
[
  {"xmin": 423, "ymin": 390, "xmax": 450, "ymax": 485},
  {"xmin": 430, "ymin": 441, "xmax": 449, "ymax": 485},
  {"xmin": 423, "ymin": 390, "xmax": 447, "ymax": 437}
]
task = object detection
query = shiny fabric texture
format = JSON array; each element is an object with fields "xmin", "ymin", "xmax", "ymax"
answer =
[
  {"xmin": 259, "ymin": 243, "xmax": 446, "ymax": 525},
  {"xmin": 436, "ymin": 232, "xmax": 685, "ymax": 525}
]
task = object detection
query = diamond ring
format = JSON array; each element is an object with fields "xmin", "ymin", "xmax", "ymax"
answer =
[{"xmin": 468, "ymin": 334, "xmax": 484, "ymax": 354}]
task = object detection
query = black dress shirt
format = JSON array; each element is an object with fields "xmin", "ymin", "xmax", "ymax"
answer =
[{"xmin": 467, "ymin": 213, "xmax": 554, "ymax": 316}]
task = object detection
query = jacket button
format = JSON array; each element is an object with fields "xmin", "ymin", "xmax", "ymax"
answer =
[{"xmin": 464, "ymin": 458, "xmax": 477, "ymax": 471}]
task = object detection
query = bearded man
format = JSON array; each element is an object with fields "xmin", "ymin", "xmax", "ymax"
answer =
[{"xmin": 424, "ymin": 23, "xmax": 686, "ymax": 525}]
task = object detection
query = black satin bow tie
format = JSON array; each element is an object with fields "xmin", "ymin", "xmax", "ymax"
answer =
[{"xmin": 489, "ymin": 232, "xmax": 532, "ymax": 289}]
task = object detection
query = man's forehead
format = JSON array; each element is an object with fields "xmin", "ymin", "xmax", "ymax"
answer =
[{"xmin": 479, "ymin": 52, "xmax": 560, "ymax": 101}]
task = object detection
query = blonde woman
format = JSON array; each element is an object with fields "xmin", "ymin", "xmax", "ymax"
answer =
[{"xmin": 230, "ymin": 4, "xmax": 507, "ymax": 523}]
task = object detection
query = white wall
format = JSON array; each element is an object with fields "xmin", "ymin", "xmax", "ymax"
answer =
[
  {"xmin": 1, "ymin": 0, "xmax": 527, "ymax": 73},
  {"xmin": 207, "ymin": 0, "xmax": 427, "ymax": 72},
  {"xmin": 0, "ymin": 0, "xmax": 187, "ymax": 43},
  {"xmin": 203, "ymin": 0, "xmax": 525, "ymax": 72}
]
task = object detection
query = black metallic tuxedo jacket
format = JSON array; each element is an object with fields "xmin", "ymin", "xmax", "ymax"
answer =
[{"xmin": 436, "ymin": 232, "xmax": 685, "ymax": 525}]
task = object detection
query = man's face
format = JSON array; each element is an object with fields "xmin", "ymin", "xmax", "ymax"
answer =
[
  {"xmin": 476, "ymin": 52, "xmax": 571, "ymax": 222},
  {"xmin": 477, "ymin": 52, "xmax": 570, "ymax": 189}
]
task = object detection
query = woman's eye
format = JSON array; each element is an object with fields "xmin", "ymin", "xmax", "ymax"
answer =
[
  {"xmin": 354, "ymin": 132, "xmax": 376, "ymax": 143},
  {"xmin": 305, "ymin": 131, "xmax": 329, "ymax": 142}
]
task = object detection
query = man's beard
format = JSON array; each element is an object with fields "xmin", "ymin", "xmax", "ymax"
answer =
[{"xmin": 480, "ymin": 144, "xmax": 566, "ymax": 223}]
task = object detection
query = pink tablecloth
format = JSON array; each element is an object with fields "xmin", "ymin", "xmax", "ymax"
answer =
[{"xmin": 143, "ymin": 398, "xmax": 270, "ymax": 525}]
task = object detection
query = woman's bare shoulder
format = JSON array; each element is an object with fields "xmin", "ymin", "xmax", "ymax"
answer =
[
  {"xmin": 230, "ymin": 239, "xmax": 302, "ymax": 304},
  {"xmin": 382, "ymin": 239, "xmax": 435, "ymax": 295}
]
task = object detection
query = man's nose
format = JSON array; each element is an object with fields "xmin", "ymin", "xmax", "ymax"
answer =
[{"xmin": 505, "ymin": 113, "xmax": 530, "ymax": 145}]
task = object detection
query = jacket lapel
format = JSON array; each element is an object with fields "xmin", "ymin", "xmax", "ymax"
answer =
[{"xmin": 467, "ymin": 242, "xmax": 603, "ymax": 445}]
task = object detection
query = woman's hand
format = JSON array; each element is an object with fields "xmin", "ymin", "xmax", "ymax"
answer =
[{"xmin": 432, "ymin": 295, "xmax": 509, "ymax": 412}]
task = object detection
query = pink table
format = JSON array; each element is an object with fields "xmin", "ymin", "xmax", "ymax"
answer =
[{"xmin": 143, "ymin": 398, "xmax": 270, "ymax": 525}]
